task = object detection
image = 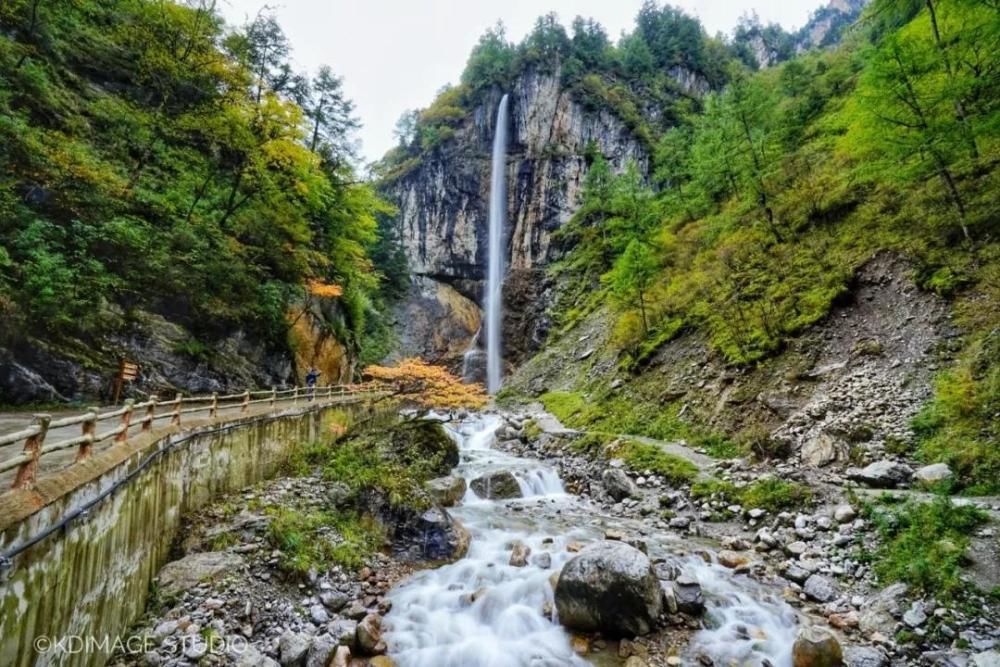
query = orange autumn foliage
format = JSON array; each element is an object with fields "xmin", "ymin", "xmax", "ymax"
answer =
[
  {"xmin": 363, "ymin": 358, "xmax": 487, "ymax": 410},
  {"xmin": 307, "ymin": 280, "xmax": 344, "ymax": 298}
]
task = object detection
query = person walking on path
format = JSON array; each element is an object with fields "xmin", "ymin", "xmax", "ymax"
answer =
[{"xmin": 305, "ymin": 367, "xmax": 321, "ymax": 401}]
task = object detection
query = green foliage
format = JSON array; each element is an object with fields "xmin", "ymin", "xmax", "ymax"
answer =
[
  {"xmin": 613, "ymin": 439, "xmax": 698, "ymax": 484},
  {"xmin": 690, "ymin": 477, "xmax": 813, "ymax": 511},
  {"xmin": 266, "ymin": 507, "xmax": 383, "ymax": 573},
  {"xmin": 0, "ymin": 0, "xmax": 393, "ymax": 364},
  {"xmin": 861, "ymin": 496, "xmax": 988, "ymax": 599},
  {"xmin": 539, "ymin": 390, "xmax": 733, "ymax": 458}
]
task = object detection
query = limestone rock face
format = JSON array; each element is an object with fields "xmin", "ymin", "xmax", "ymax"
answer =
[
  {"xmin": 381, "ymin": 65, "xmax": 649, "ymax": 366},
  {"xmin": 554, "ymin": 541, "xmax": 663, "ymax": 637}
]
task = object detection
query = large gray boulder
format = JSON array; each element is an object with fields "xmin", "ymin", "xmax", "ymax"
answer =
[
  {"xmin": 858, "ymin": 583, "xmax": 908, "ymax": 635},
  {"xmin": 803, "ymin": 574, "xmax": 839, "ymax": 603},
  {"xmin": 157, "ymin": 552, "xmax": 244, "ymax": 597},
  {"xmin": 602, "ymin": 468, "xmax": 639, "ymax": 501},
  {"xmin": 470, "ymin": 471, "xmax": 522, "ymax": 499},
  {"xmin": 425, "ymin": 475, "xmax": 467, "ymax": 506},
  {"xmin": 555, "ymin": 541, "xmax": 663, "ymax": 637},
  {"xmin": 847, "ymin": 461, "xmax": 913, "ymax": 488},
  {"xmin": 913, "ymin": 463, "xmax": 953, "ymax": 487}
]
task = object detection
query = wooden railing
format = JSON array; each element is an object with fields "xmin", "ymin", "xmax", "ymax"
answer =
[{"xmin": 0, "ymin": 383, "xmax": 385, "ymax": 490}]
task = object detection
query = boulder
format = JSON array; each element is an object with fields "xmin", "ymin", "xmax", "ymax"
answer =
[
  {"xmin": 843, "ymin": 646, "xmax": 886, "ymax": 667},
  {"xmin": 792, "ymin": 627, "xmax": 843, "ymax": 667},
  {"xmin": 671, "ymin": 575, "xmax": 704, "ymax": 615},
  {"xmin": 833, "ymin": 505, "xmax": 857, "ymax": 524},
  {"xmin": 846, "ymin": 461, "xmax": 913, "ymax": 488},
  {"xmin": 913, "ymin": 463, "xmax": 953, "ymax": 487},
  {"xmin": 278, "ymin": 630, "xmax": 311, "ymax": 666},
  {"xmin": 157, "ymin": 552, "xmax": 244, "ymax": 597},
  {"xmin": 470, "ymin": 471, "xmax": 522, "ymax": 499},
  {"xmin": 234, "ymin": 646, "xmax": 279, "ymax": 667},
  {"xmin": 356, "ymin": 613, "xmax": 385, "ymax": 656},
  {"xmin": 803, "ymin": 574, "xmax": 839, "ymax": 603},
  {"xmin": 509, "ymin": 540, "xmax": 531, "ymax": 567},
  {"xmin": 425, "ymin": 476, "xmax": 467, "ymax": 506},
  {"xmin": 802, "ymin": 433, "xmax": 844, "ymax": 467},
  {"xmin": 555, "ymin": 541, "xmax": 663, "ymax": 637},
  {"xmin": 858, "ymin": 583, "xmax": 908, "ymax": 635},
  {"xmin": 602, "ymin": 468, "xmax": 639, "ymax": 501},
  {"xmin": 717, "ymin": 550, "xmax": 751, "ymax": 569},
  {"xmin": 331, "ymin": 645, "xmax": 351, "ymax": 667},
  {"xmin": 385, "ymin": 506, "xmax": 470, "ymax": 562},
  {"xmin": 972, "ymin": 651, "xmax": 1000, "ymax": 667},
  {"xmin": 327, "ymin": 619, "xmax": 358, "ymax": 648},
  {"xmin": 305, "ymin": 635, "xmax": 337, "ymax": 667}
]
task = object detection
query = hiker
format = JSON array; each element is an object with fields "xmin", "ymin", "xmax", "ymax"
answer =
[{"xmin": 305, "ymin": 367, "xmax": 320, "ymax": 400}]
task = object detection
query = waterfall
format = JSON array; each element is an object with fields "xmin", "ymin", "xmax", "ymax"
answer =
[{"xmin": 485, "ymin": 94, "xmax": 509, "ymax": 394}]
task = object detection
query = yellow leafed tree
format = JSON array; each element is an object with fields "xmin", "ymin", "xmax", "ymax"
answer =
[{"xmin": 363, "ymin": 358, "xmax": 487, "ymax": 410}]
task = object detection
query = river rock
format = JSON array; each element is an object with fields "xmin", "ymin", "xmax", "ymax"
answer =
[
  {"xmin": 804, "ymin": 574, "xmax": 839, "ymax": 603},
  {"xmin": 602, "ymin": 468, "xmax": 639, "ymax": 501},
  {"xmin": 858, "ymin": 583, "xmax": 908, "ymax": 635},
  {"xmin": 913, "ymin": 463, "xmax": 953, "ymax": 487},
  {"xmin": 843, "ymin": 646, "xmax": 886, "ymax": 667},
  {"xmin": 972, "ymin": 651, "xmax": 1000, "ymax": 667},
  {"xmin": 305, "ymin": 635, "xmax": 337, "ymax": 667},
  {"xmin": 235, "ymin": 646, "xmax": 279, "ymax": 667},
  {"xmin": 387, "ymin": 506, "xmax": 470, "ymax": 562},
  {"xmin": 717, "ymin": 550, "xmax": 751, "ymax": 569},
  {"xmin": 671, "ymin": 575, "xmax": 704, "ymax": 615},
  {"xmin": 327, "ymin": 619, "xmax": 358, "ymax": 648},
  {"xmin": 555, "ymin": 541, "xmax": 663, "ymax": 637},
  {"xmin": 425, "ymin": 476, "xmax": 467, "ymax": 506},
  {"xmin": 846, "ymin": 461, "xmax": 913, "ymax": 488},
  {"xmin": 331, "ymin": 646, "xmax": 351, "ymax": 667},
  {"xmin": 356, "ymin": 613, "xmax": 385, "ymax": 655},
  {"xmin": 278, "ymin": 629, "xmax": 311, "ymax": 666},
  {"xmin": 470, "ymin": 471, "xmax": 522, "ymax": 499},
  {"xmin": 510, "ymin": 540, "xmax": 531, "ymax": 567},
  {"xmin": 834, "ymin": 505, "xmax": 857, "ymax": 523},
  {"xmin": 157, "ymin": 551, "xmax": 244, "ymax": 597},
  {"xmin": 792, "ymin": 627, "xmax": 843, "ymax": 667}
]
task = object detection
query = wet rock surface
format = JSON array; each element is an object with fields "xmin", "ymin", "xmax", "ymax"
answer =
[{"xmin": 555, "ymin": 541, "xmax": 664, "ymax": 637}]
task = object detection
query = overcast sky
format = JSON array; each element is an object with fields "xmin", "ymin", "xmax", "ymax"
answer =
[{"xmin": 218, "ymin": 0, "xmax": 820, "ymax": 165}]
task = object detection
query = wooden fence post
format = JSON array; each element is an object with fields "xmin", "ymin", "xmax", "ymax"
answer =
[
  {"xmin": 13, "ymin": 414, "xmax": 50, "ymax": 489},
  {"xmin": 292, "ymin": 386, "xmax": 299, "ymax": 406},
  {"xmin": 270, "ymin": 387, "xmax": 277, "ymax": 410},
  {"xmin": 75, "ymin": 408, "xmax": 98, "ymax": 462},
  {"xmin": 143, "ymin": 395, "xmax": 158, "ymax": 432},
  {"xmin": 116, "ymin": 399, "xmax": 134, "ymax": 443},
  {"xmin": 171, "ymin": 393, "xmax": 182, "ymax": 427},
  {"xmin": 210, "ymin": 392, "xmax": 218, "ymax": 419},
  {"xmin": 241, "ymin": 391, "xmax": 250, "ymax": 415}
]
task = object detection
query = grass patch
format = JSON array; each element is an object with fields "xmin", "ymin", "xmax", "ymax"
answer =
[
  {"xmin": 613, "ymin": 439, "xmax": 698, "ymax": 484},
  {"xmin": 539, "ymin": 390, "xmax": 739, "ymax": 459},
  {"xmin": 690, "ymin": 477, "xmax": 813, "ymax": 512},
  {"xmin": 266, "ymin": 508, "xmax": 383, "ymax": 573},
  {"xmin": 860, "ymin": 496, "xmax": 988, "ymax": 599}
]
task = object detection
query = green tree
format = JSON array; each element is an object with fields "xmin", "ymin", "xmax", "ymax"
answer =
[{"xmin": 606, "ymin": 238, "xmax": 659, "ymax": 334}]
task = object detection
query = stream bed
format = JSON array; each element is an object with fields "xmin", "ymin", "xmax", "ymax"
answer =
[{"xmin": 382, "ymin": 413, "xmax": 801, "ymax": 667}]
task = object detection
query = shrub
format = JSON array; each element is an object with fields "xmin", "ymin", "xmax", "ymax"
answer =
[{"xmin": 862, "ymin": 497, "xmax": 987, "ymax": 599}]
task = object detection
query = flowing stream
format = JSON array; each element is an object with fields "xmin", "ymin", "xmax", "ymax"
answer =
[{"xmin": 383, "ymin": 414, "xmax": 801, "ymax": 667}]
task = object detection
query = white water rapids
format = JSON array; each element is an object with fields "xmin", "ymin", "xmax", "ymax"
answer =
[{"xmin": 383, "ymin": 414, "xmax": 801, "ymax": 667}]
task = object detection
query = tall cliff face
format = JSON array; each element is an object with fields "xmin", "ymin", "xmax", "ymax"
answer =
[{"xmin": 382, "ymin": 65, "xmax": 649, "ymax": 367}]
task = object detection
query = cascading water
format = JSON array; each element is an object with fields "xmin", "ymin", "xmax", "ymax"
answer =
[
  {"xmin": 382, "ymin": 413, "xmax": 802, "ymax": 667},
  {"xmin": 484, "ymin": 95, "xmax": 509, "ymax": 394}
]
